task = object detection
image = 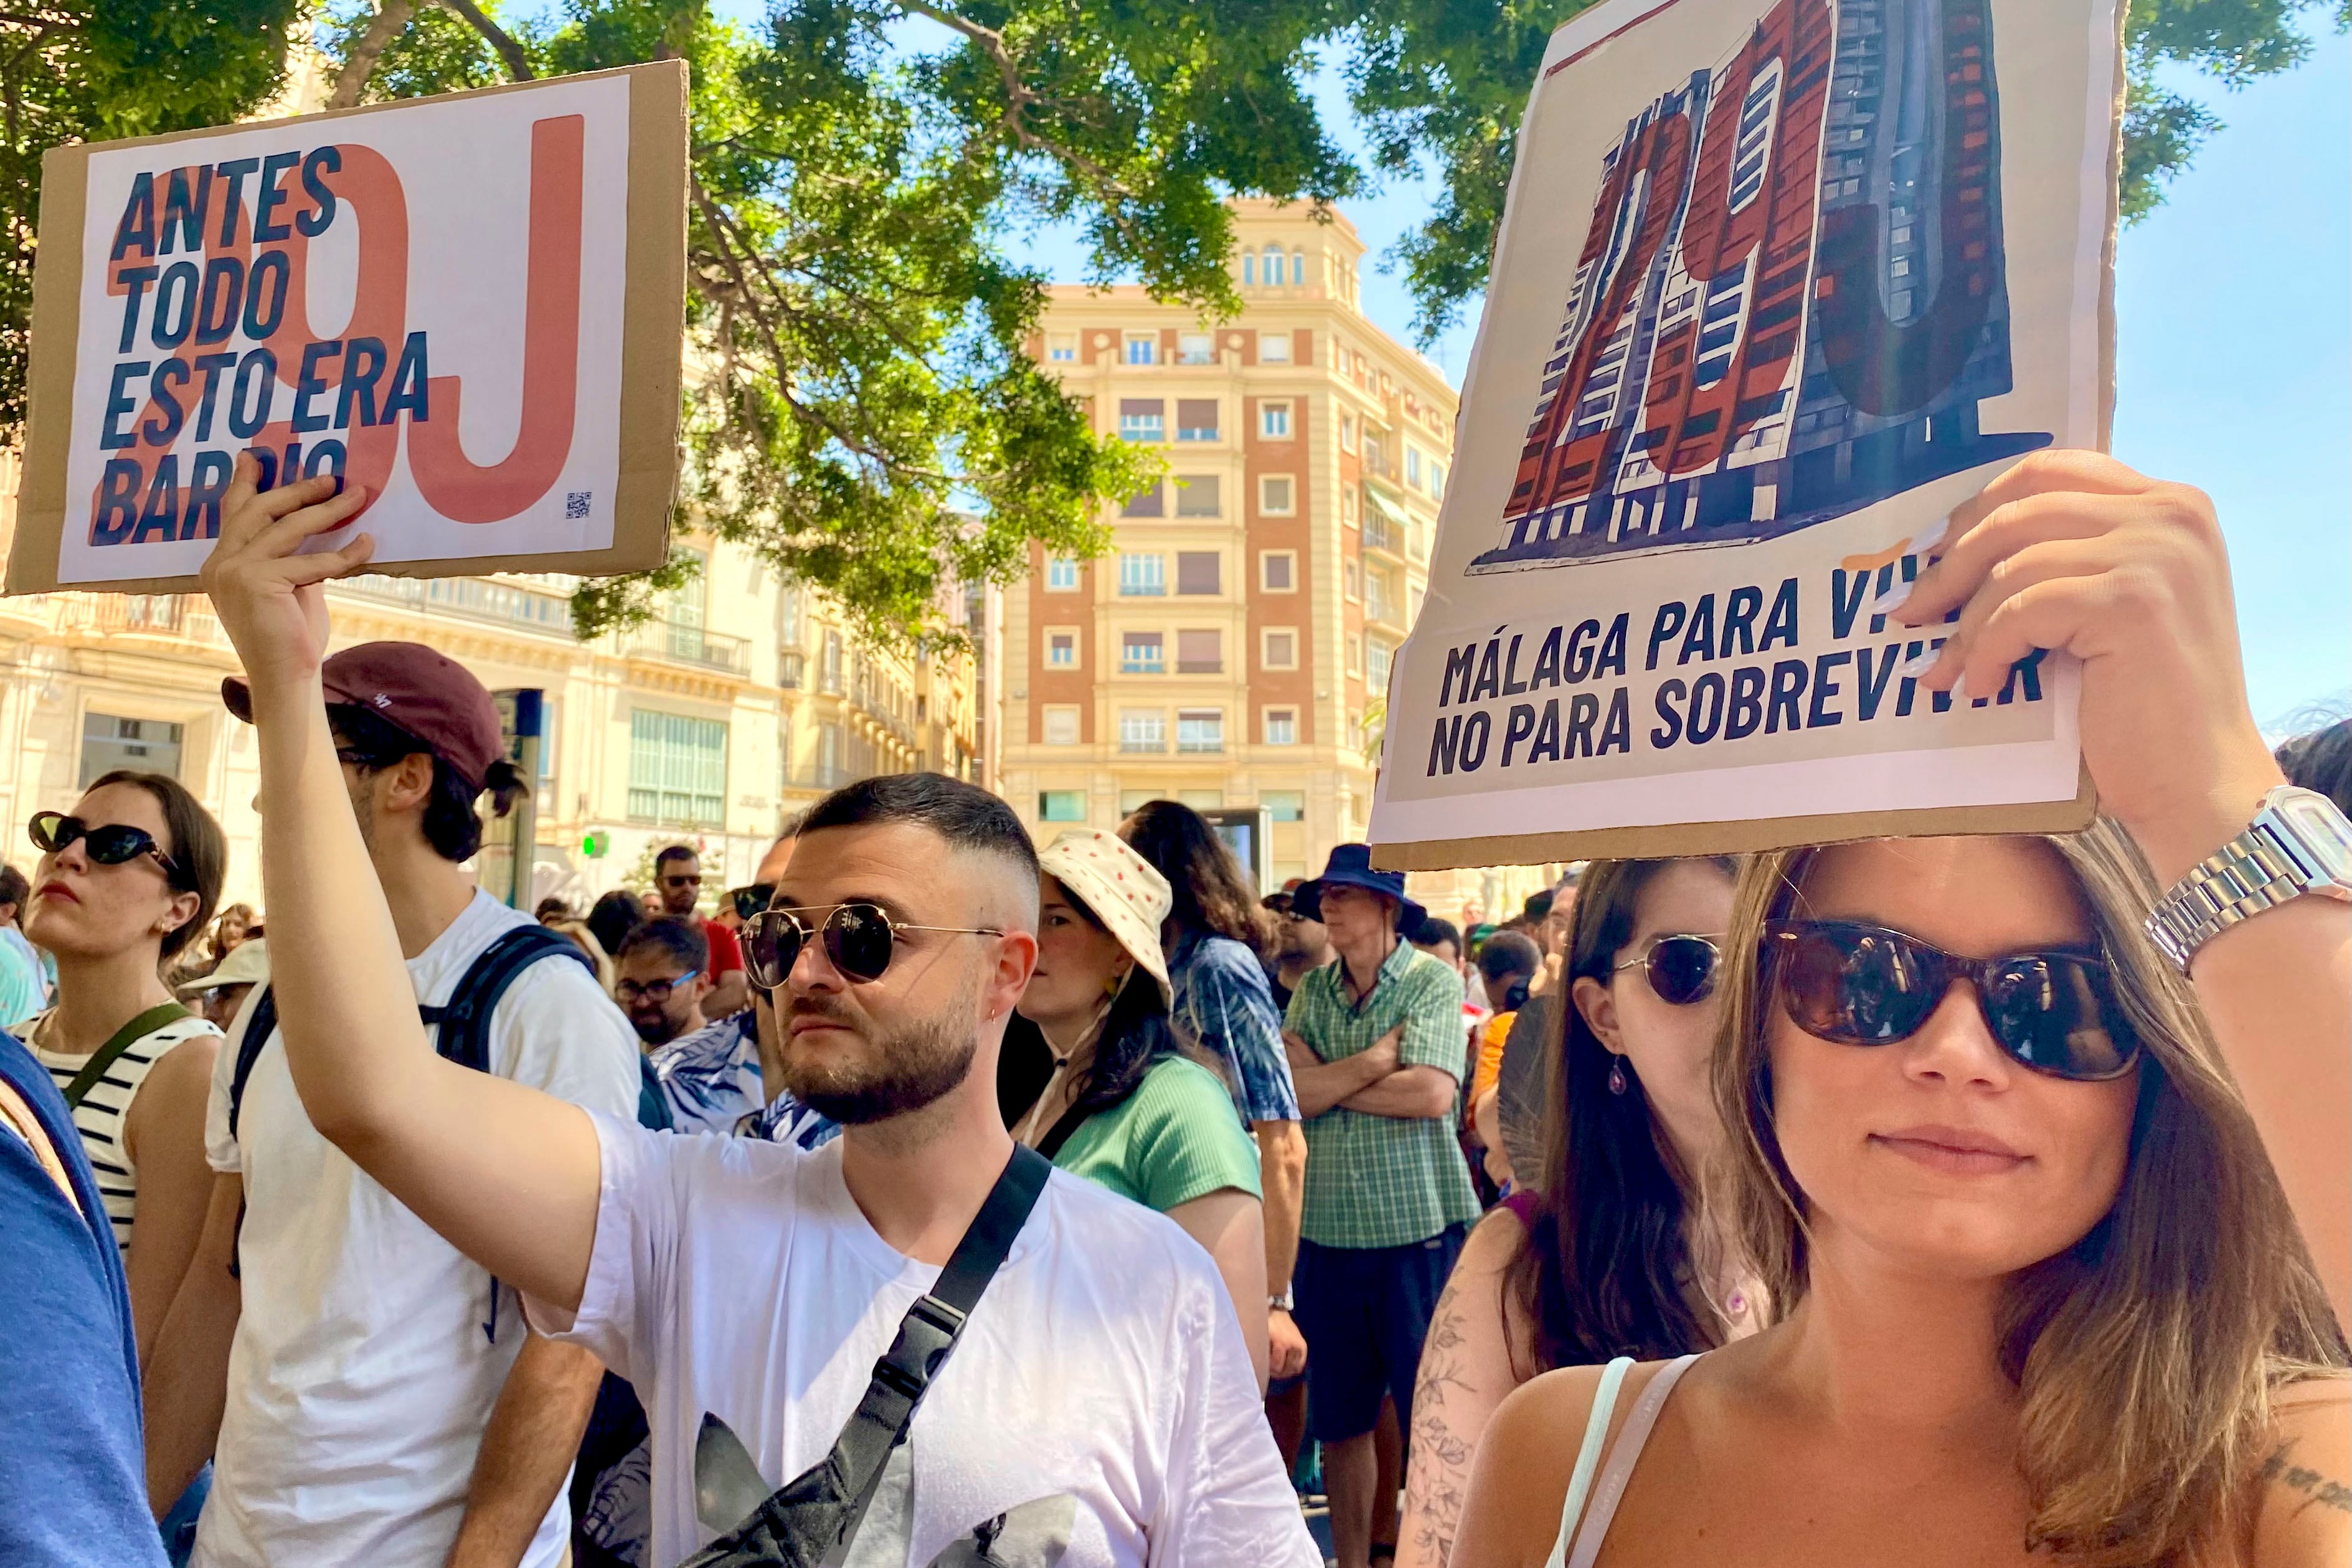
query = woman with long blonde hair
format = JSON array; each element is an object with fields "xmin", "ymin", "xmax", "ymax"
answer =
[{"xmin": 1452, "ymin": 452, "xmax": 2350, "ymax": 1567}]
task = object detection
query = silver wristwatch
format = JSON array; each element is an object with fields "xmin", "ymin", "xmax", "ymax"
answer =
[
  {"xmin": 1268, "ymin": 1287, "xmax": 1295, "ymax": 1313},
  {"xmin": 2145, "ymin": 785, "xmax": 2352, "ymax": 972}
]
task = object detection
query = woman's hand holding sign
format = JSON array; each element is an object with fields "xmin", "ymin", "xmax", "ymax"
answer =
[{"xmin": 1899, "ymin": 449, "xmax": 2277, "ymax": 885}]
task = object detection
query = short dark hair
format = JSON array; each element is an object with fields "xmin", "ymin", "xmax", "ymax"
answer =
[
  {"xmin": 330, "ymin": 703, "xmax": 521, "ymax": 863},
  {"xmin": 0, "ymin": 863, "xmax": 27, "ymax": 912},
  {"xmin": 616, "ymin": 914, "xmax": 709, "ymax": 974},
  {"xmin": 801, "ymin": 772, "xmax": 1038, "ymax": 882},
  {"xmin": 1410, "ymin": 915, "xmax": 1462, "ymax": 953},
  {"xmin": 586, "ymin": 889, "xmax": 646, "ymax": 960},
  {"xmin": 83, "ymin": 770, "xmax": 226, "ymax": 959},
  {"xmin": 1477, "ymin": 930, "xmax": 1542, "ymax": 983},
  {"xmin": 1524, "ymin": 890, "xmax": 1555, "ymax": 924},
  {"xmin": 2277, "ymin": 719, "xmax": 2351, "ymax": 818},
  {"xmin": 654, "ymin": 844, "xmax": 699, "ymax": 874}
]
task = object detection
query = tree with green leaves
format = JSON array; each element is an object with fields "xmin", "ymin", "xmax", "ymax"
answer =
[{"xmin": 2, "ymin": 0, "xmax": 2340, "ymax": 640}]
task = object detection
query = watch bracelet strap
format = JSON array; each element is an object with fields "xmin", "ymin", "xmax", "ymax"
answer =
[{"xmin": 2147, "ymin": 824, "xmax": 2306, "ymax": 970}]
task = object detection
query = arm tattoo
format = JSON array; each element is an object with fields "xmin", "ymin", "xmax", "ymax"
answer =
[
  {"xmin": 1404, "ymin": 1285, "xmax": 1480, "ymax": 1566},
  {"xmin": 2262, "ymin": 1440, "xmax": 2352, "ymax": 1516}
]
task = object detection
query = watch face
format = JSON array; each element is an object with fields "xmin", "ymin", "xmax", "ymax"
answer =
[{"xmin": 2278, "ymin": 792, "xmax": 2352, "ymax": 882}]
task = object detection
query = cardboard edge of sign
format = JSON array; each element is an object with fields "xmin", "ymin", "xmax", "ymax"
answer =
[
  {"xmin": 1369, "ymin": 762, "xmax": 2100, "ymax": 872},
  {"xmin": 6, "ymin": 59, "xmax": 690, "ymax": 598}
]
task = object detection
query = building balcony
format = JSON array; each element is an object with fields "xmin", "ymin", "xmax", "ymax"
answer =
[
  {"xmin": 626, "ymin": 620, "xmax": 751, "ymax": 676},
  {"xmin": 333, "ymin": 573, "xmax": 577, "ymax": 636},
  {"xmin": 53, "ymin": 592, "xmax": 227, "ymax": 645},
  {"xmin": 1362, "ymin": 514, "xmax": 1406, "ymax": 560}
]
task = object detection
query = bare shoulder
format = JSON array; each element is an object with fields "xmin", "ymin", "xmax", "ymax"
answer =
[
  {"xmin": 2249, "ymin": 1377, "xmax": 2352, "ymax": 1567},
  {"xmin": 1455, "ymin": 1202, "xmax": 1530, "ymax": 1278},
  {"xmin": 133, "ymin": 1026, "xmax": 223, "ymax": 1118},
  {"xmin": 1455, "ymin": 1359, "xmax": 1675, "ymax": 1568}
]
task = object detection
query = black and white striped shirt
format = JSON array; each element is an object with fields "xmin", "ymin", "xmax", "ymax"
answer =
[{"xmin": 29, "ymin": 1009, "xmax": 224, "ymax": 1253}]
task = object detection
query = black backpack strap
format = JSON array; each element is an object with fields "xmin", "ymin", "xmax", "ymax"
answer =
[
  {"xmin": 683, "ymin": 1145, "xmax": 1054, "ymax": 1566},
  {"xmin": 425, "ymin": 924, "xmax": 594, "ymax": 1074},
  {"xmin": 226, "ymin": 985, "xmax": 280, "ymax": 1146}
]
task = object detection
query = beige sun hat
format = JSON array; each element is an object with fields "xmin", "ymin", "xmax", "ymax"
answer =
[
  {"xmin": 1035, "ymin": 829, "xmax": 1174, "ymax": 1008},
  {"xmin": 182, "ymin": 937, "xmax": 269, "ymax": 992}
]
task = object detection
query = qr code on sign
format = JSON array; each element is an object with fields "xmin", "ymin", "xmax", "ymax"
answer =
[{"xmin": 565, "ymin": 491, "xmax": 592, "ymax": 520}]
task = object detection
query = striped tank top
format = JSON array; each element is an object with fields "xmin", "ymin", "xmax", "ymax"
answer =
[{"xmin": 29, "ymin": 1008, "xmax": 224, "ymax": 1254}]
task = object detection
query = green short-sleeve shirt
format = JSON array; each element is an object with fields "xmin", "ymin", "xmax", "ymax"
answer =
[
  {"xmin": 1052, "ymin": 1056, "xmax": 1263, "ymax": 1214},
  {"xmin": 1285, "ymin": 941, "xmax": 1480, "ymax": 1249}
]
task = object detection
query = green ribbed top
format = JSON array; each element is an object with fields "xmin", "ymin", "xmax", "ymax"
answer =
[{"xmin": 1053, "ymin": 1056, "xmax": 1262, "ymax": 1213}]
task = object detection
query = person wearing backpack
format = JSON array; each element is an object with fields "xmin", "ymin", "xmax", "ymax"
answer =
[{"xmin": 142, "ymin": 640, "xmax": 641, "ymax": 1568}]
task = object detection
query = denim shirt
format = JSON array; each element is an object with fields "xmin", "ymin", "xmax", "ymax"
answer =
[{"xmin": 1168, "ymin": 932, "xmax": 1300, "ymax": 1125}]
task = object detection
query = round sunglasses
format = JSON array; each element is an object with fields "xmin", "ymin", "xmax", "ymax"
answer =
[
  {"xmin": 1612, "ymin": 934, "xmax": 1721, "ymax": 1006},
  {"xmin": 1765, "ymin": 920, "xmax": 2140, "ymax": 1082},
  {"xmin": 744, "ymin": 902, "xmax": 1002, "ymax": 988},
  {"xmin": 29, "ymin": 811, "xmax": 181, "ymax": 881}
]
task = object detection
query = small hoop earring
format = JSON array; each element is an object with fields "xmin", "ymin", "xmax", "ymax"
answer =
[{"xmin": 1608, "ymin": 1057, "xmax": 1628, "ymax": 1095}]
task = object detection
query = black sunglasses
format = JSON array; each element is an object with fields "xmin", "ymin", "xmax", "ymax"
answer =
[
  {"xmin": 1612, "ymin": 934, "xmax": 1720, "ymax": 1006},
  {"xmin": 728, "ymin": 883, "xmax": 775, "ymax": 923},
  {"xmin": 1765, "ymin": 920, "xmax": 2140, "ymax": 1082},
  {"xmin": 744, "ymin": 902, "xmax": 1003, "ymax": 988},
  {"xmin": 30, "ymin": 811, "xmax": 181, "ymax": 881}
]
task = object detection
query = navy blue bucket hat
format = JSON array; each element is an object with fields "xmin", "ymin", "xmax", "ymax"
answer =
[{"xmin": 1292, "ymin": 843, "xmax": 1425, "ymax": 933}]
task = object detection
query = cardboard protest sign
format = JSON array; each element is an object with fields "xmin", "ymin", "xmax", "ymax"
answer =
[
  {"xmin": 10, "ymin": 61, "xmax": 687, "ymax": 595},
  {"xmin": 1370, "ymin": 0, "xmax": 2123, "ymax": 869}
]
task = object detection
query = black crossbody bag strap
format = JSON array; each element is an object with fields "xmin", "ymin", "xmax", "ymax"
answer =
[{"xmin": 682, "ymin": 1143, "xmax": 1054, "ymax": 1567}]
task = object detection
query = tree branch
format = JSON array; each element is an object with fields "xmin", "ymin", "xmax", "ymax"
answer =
[
  {"xmin": 329, "ymin": 0, "xmax": 415, "ymax": 110},
  {"xmin": 437, "ymin": 0, "xmax": 534, "ymax": 81}
]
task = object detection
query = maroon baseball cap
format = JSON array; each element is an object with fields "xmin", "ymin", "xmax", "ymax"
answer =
[{"xmin": 222, "ymin": 641, "xmax": 506, "ymax": 793}]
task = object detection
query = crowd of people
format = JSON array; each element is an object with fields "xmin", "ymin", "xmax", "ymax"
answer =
[{"xmin": 0, "ymin": 445, "xmax": 2345, "ymax": 1568}]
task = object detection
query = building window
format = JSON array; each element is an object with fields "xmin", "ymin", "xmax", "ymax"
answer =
[
  {"xmin": 1175, "ymin": 399, "xmax": 1219, "ymax": 442},
  {"xmin": 1120, "ymin": 631, "xmax": 1164, "ymax": 674},
  {"xmin": 1346, "ymin": 631, "xmax": 1363, "ymax": 676},
  {"xmin": 1430, "ymin": 460, "xmax": 1446, "ymax": 497},
  {"xmin": 1263, "ymin": 708, "xmax": 1298, "ymax": 746},
  {"xmin": 1046, "ymin": 629, "xmax": 1078, "ymax": 668},
  {"xmin": 1290, "ymin": 252, "xmax": 1307, "ymax": 286},
  {"xmin": 1343, "ymin": 557, "xmax": 1363, "ymax": 601},
  {"xmin": 1406, "ymin": 447, "xmax": 1423, "ymax": 488},
  {"xmin": 1177, "ymin": 331, "xmax": 1214, "ymax": 365},
  {"xmin": 1120, "ymin": 710, "xmax": 1166, "ymax": 753},
  {"xmin": 1366, "ymin": 565, "xmax": 1398, "ymax": 623},
  {"xmin": 1341, "ymin": 412, "xmax": 1358, "ymax": 451},
  {"xmin": 80, "ymin": 713, "xmax": 182, "ymax": 786},
  {"xmin": 1260, "ymin": 551, "xmax": 1296, "ymax": 592},
  {"xmin": 1259, "ymin": 475, "xmax": 1295, "ymax": 516},
  {"xmin": 1342, "ymin": 486, "xmax": 1358, "ymax": 526},
  {"xmin": 1118, "ymin": 788, "xmax": 1158, "ymax": 814},
  {"xmin": 1174, "ymin": 475, "xmax": 1221, "ymax": 517},
  {"xmin": 1118, "ymin": 399, "xmax": 1165, "ymax": 443},
  {"xmin": 1241, "ymin": 252, "xmax": 1255, "ymax": 286},
  {"xmin": 1260, "ymin": 400, "xmax": 1293, "ymax": 440},
  {"xmin": 1039, "ymin": 790, "xmax": 1085, "ymax": 821},
  {"xmin": 1176, "ymin": 629, "xmax": 1222, "ymax": 674},
  {"xmin": 821, "ymin": 630, "xmax": 844, "ymax": 692},
  {"xmin": 628, "ymin": 709, "xmax": 728, "ymax": 826},
  {"xmin": 1261, "ymin": 628, "xmax": 1298, "ymax": 669},
  {"xmin": 1176, "ymin": 551, "xmax": 1221, "ymax": 595},
  {"xmin": 1046, "ymin": 555, "xmax": 1080, "ymax": 591},
  {"xmin": 1118, "ymin": 552, "xmax": 1165, "ymax": 595},
  {"xmin": 1123, "ymin": 334, "xmax": 1157, "ymax": 365},
  {"xmin": 1176, "ymin": 709, "xmax": 1224, "ymax": 753},
  {"xmin": 1042, "ymin": 706, "xmax": 1080, "ymax": 745},
  {"xmin": 1368, "ymin": 636, "xmax": 1394, "ymax": 692},
  {"xmin": 778, "ymin": 584, "xmax": 803, "ymax": 644},
  {"xmin": 1121, "ymin": 482, "xmax": 1164, "ymax": 519},
  {"xmin": 1263, "ymin": 789, "xmax": 1305, "ymax": 822},
  {"xmin": 1259, "ymin": 331, "xmax": 1292, "ymax": 364},
  {"xmin": 778, "ymin": 649, "xmax": 805, "ymax": 687},
  {"xmin": 1047, "ymin": 333, "xmax": 1077, "ymax": 362}
]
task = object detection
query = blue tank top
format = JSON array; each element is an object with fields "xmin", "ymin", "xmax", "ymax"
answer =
[{"xmin": 0, "ymin": 1030, "xmax": 166, "ymax": 1567}]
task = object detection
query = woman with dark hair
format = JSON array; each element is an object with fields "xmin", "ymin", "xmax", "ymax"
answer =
[
  {"xmin": 1452, "ymin": 458, "xmax": 2352, "ymax": 1568},
  {"xmin": 1005, "ymin": 828, "xmax": 1272, "ymax": 1389},
  {"xmin": 1397, "ymin": 857, "xmax": 1745, "ymax": 1567},
  {"xmin": 1118, "ymin": 800, "xmax": 1305, "ymax": 1382},
  {"xmin": 22, "ymin": 772, "xmax": 229, "ymax": 1363},
  {"xmin": 583, "ymin": 888, "xmax": 645, "ymax": 965}
]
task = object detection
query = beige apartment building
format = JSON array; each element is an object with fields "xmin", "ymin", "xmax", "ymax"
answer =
[
  {"xmin": 1002, "ymin": 200, "xmax": 1544, "ymax": 922},
  {"xmin": 0, "ymin": 453, "xmax": 980, "ymax": 913}
]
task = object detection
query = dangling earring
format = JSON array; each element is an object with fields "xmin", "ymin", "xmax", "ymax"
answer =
[{"xmin": 1608, "ymin": 1057, "xmax": 1628, "ymax": 1095}]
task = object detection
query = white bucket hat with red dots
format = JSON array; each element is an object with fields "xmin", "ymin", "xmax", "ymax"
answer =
[{"xmin": 1036, "ymin": 828, "xmax": 1174, "ymax": 1007}]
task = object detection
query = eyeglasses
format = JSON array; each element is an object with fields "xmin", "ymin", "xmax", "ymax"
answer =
[
  {"xmin": 616, "ymin": 973, "xmax": 699, "ymax": 1004},
  {"xmin": 1765, "ymin": 920, "xmax": 2140, "ymax": 1082},
  {"xmin": 29, "ymin": 812, "xmax": 180, "ymax": 882},
  {"xmin": 728, "ymin": 883, "xmax": 775, "ymax": 923},
  {"xmin": 744, "ymin": 902, "xmax": 1003, "ymax": 988},
  {"xmin": 1613, "ymin": 934, "xmax": 1721, "ymax": 1006}
]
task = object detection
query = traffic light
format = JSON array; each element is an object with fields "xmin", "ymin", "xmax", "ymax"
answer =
[{"xmin": 581, "ymin": 830, "xmax": 610, "ymax": 859}]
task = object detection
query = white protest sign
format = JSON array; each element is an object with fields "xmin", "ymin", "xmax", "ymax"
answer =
[
  {"xmin": 12, "ymin": 63, "xmax": 686, "ymax": 595},
  {"xmin": 1371, "ymin": 0, "xmax": 2122, "ymax": 868}
]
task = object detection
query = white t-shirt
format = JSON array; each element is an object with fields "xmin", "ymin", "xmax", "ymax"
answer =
[
  {"xmin": 536, "ymin": 1114, "xmax": 1321, "ymax": 1568},
  {"xmin": 194, "ymin": 890, "xmax": 641, "ymax": 1568}
]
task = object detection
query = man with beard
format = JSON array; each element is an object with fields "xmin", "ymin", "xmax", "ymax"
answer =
[
  {"xmin": 615, "ymin": 918, "xmax": 712, "ymax": 1050},
  {"xmin": 144, "ymin": 640, "xmax": 641, "ymax": 1568},
  {"xmin": 194, "ymin": 460, "xmax": 1320, "ymax": 1568}
]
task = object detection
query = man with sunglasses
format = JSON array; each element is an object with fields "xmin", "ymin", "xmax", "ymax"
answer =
[
  {"xmin": 143, "ymin": 638, "xmax": 642, "ymax": 1568},
  {"xmin": 653, "ymin": 846, "xmax": 750, "ymax": 1020}
]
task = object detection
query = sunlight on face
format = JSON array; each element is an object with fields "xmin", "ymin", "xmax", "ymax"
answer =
[{"xmin": 1018, "ymin": 878, "xmax": 1128, "ymax": 1029}]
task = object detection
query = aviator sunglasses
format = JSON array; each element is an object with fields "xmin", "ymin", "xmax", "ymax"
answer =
[
  {"xmin": 744, "ymin": 902, "xmax": 1002, "ymax": 989},
  {"xmin": 1612, "ymin": 934, "xmax": 1721, "ymax": 1006},
  {"xmin": 1765, "ymin": 920, "xmax": 2141, "ymax": 1082},
  {"xmin": 29, "ymin": 811, "xmax": 181, "ymax": 881}
]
